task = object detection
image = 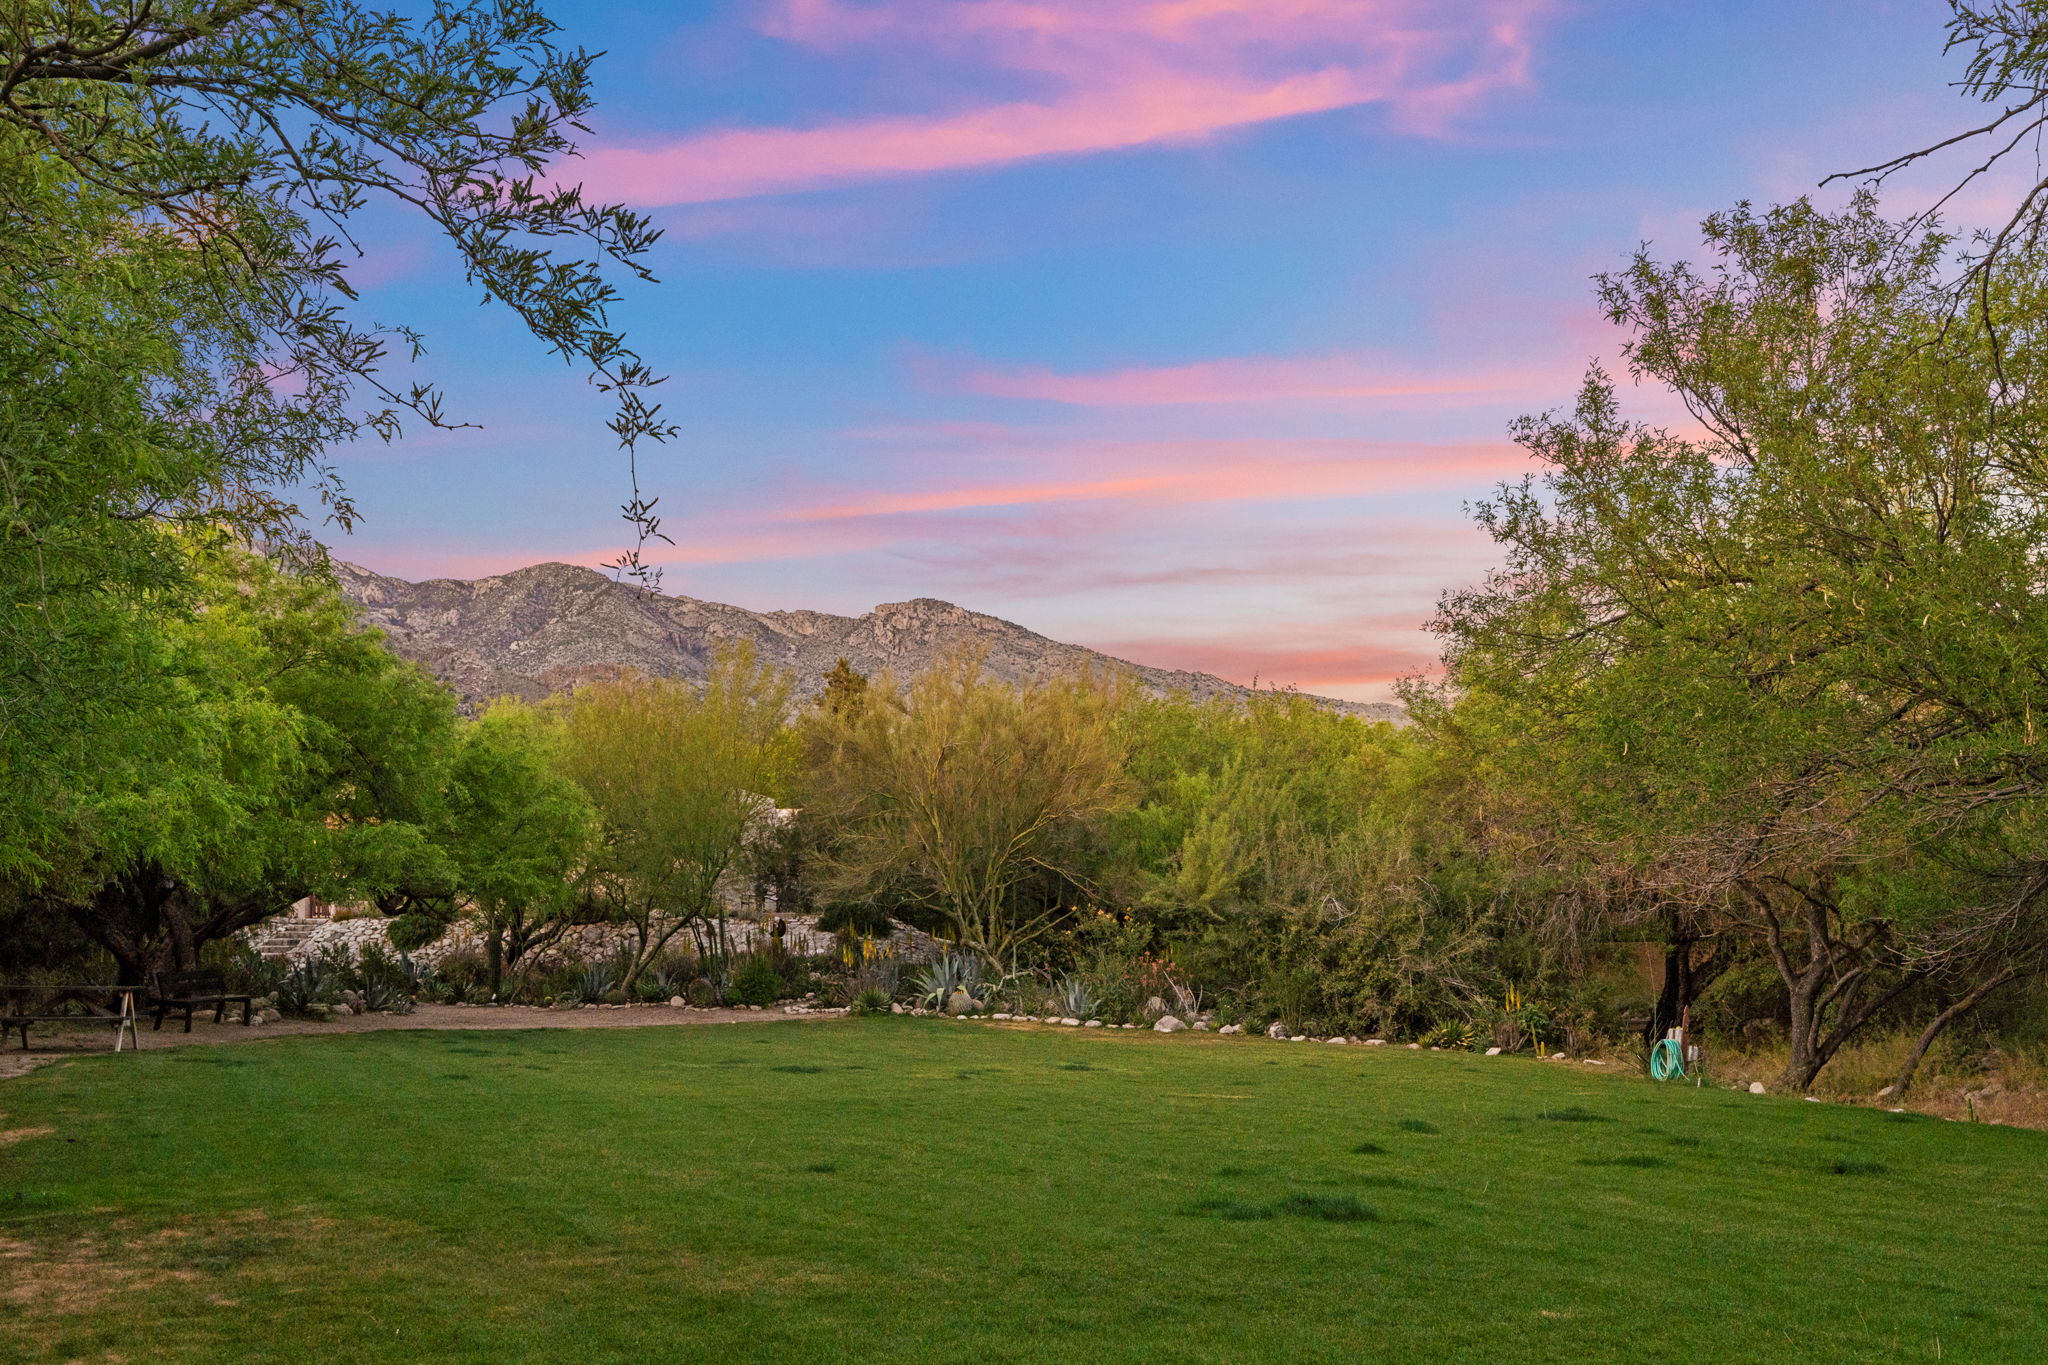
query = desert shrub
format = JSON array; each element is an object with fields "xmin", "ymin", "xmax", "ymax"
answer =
[
  {"xmin": 638, "ymin": 954, "xmax": 696, "ymax": 1003},
  {"xmin": 850, "ymin": 986, "xmax": 893, "ymax": 1016},
  {"xmin": 1420, "ymin": 1019, "xmax": 1478, "ymax": 1050},
  {"xmin": 430, "ymin": 951, "xmax": 488, "ymax": 1004},
  {"xmin": 730, "ymin": 954, "xmax": 784, "ymax": 1006},
  {"xmin": 687, "ymin": 976, "xmax": 720, "ymax": 1007}
]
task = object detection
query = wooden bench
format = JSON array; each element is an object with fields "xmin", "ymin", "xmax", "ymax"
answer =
[
  {"xmin": 1, "ymin": 985, "xmax": 139, "ymax": 1052},
  {"xmin": 148, "ymin": 970, "xmax": 254, "ymax": 1033}
]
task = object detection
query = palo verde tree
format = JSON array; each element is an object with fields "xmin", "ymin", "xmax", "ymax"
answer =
[
  {"xmin": 806, "ymin": 653, "xmax": 1131, "ymax": 962},
  {"xmin": 539, "ymin": 646, "xmax": 795, "ymax": 997}
]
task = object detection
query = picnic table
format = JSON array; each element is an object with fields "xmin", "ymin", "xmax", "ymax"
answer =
[{"xmin": 0, "ymin": 983, "xmax": 140, "ymax": 1053}]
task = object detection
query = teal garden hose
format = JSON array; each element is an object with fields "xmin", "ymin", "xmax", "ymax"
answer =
[{"xmin": 1650, "ymin": 1036, "xmax": 1686, "ymax": 1080}]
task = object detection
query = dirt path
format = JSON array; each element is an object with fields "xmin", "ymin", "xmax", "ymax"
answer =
[{"xmin": 0, "ymin": 1002, "xmax": 836, "ymax": 1080}]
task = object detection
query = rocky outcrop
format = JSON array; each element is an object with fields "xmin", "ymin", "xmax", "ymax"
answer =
[{"xmin": 334, "ymin": 559, "xmax": 1405, "ymax": 721}]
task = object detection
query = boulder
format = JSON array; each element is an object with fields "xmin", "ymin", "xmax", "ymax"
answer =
[
  {"xmin": 669, "ymin": 996, "xmax": 686, "ymax": 1007},
  {"xmin": 1266, "ymin": 1021, "xmax": 1289, "ymax": 1040},
  {"xmin": 992, "ymin": 1012, "xmax": 1012, "ymax": 1020},
  {"xmin": 1083, "ymin": 1019, "xmax": 1103, "ymax": 1028},
  {"xmin": 1364, "ymin": 1039, "xmax": 1386, "ymax": 1046},
  {"xmin": 1154, "ymin": 1015, "xmax": 1186, "ymax": 1033},
  {"xmin": 1484, "ymin": 1046, "xmax": 1503, "ymax": 1056},
  {"xmin": 1059, "ymin": 1017, "xmax": 1082, "ymax": 1027},
  {"xmin": 1748, "ymin": 1081, "xmax": 1767, "ymax": 1095},
  {"xmin": 1327, "ymin": 1037, "xmax": 1349, "ymax": 1045},
  {"xmin": 1192, "ymin": 1021, "xmax": 1211, "ymax": 1031}
]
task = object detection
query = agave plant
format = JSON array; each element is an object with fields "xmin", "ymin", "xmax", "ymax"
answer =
[
  {"xmin": 1050, "ymin": 974, "xmax": 1099, "ymax": 1021},
  {"xmin": 274, "ymin": 960, "xmax": 332, "ymax": 1017},
  {"xmin": 917, "ymin": 957, "xmax": 970, "ymax": 1010},
  {"xmin": 574, "ymin": 961, "xmax": 618, "ymax": 1005},
  {"xmin": 913, "ymin": 949, "xmax": 982, "ymax": 1010}
]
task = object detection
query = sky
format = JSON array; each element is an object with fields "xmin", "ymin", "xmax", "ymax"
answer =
[{"xmin": 328, "ymin": 0, "xmax": 1979, "ymax": 702}]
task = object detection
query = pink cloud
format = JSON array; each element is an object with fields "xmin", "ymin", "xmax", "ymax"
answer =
[
  {"xmin": 581, "ymin": 0, "xmax": 1554, "ymax": 204},
  {"xmin": 946, "ymin": 350, "xmax": 1574, "ymax": 406}
]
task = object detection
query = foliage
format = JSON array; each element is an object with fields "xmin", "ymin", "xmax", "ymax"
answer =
[
  {"xmin": 539, "ymin": 645, "xmax": 795, "ymax": 996},
  {"xmin": 0, "ymin": 0, "xmax": 668, "ymax": 877},
  {"xmin": 805, "ymin": 652, "xmax": 1130, "ymax": 958},
  {"xmin": 29, "ymin": 546, "xmax": 462, "ymax": 985},
  {"xmin": 729, "ymin": 954, "xmax": 784, "ymax": 1008}
]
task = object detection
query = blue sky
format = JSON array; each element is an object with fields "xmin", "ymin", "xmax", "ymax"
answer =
[{"xmin": 330, "ymin": 0, "xmax": 1970, "ymax": 700}]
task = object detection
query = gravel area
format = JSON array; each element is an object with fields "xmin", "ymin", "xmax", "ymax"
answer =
[{"xmin": 0, "ymin": 1002, "xmax": 830, "ymax": 1080}]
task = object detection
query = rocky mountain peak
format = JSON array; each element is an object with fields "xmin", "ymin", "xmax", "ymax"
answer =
[{"xmin": 334, "ymin": 560, "xmax": 1406, "ymax": 723}]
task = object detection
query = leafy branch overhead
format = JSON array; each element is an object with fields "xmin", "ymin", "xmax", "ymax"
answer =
[{"xmin": 0, "ymin": 0, "xmax": 675, "ymax": 579}]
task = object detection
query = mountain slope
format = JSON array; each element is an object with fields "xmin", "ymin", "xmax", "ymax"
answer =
[{"xmin": 334, "ymin": 561, "xmax": 1405, "ymax": 722}]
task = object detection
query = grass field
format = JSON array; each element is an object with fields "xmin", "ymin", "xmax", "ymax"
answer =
[{"xmin": 3, "ymin": 1019, "xmax": 2044, "ymax": 1364}]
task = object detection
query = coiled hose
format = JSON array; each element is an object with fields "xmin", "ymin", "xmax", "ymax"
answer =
[{"xmin": 1650, "ymin": 1036, "xmax": 1686, "ymax": 1080}]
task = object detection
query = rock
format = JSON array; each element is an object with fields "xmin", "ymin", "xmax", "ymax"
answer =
[
  {"xmin": 1144, "ymin": 996, "xmax": 1167, "ymax": 1017},
  {"xmin": 1875, "ymin": 1085, "xmax": 1897, "ymax": 1099},
  {"xmin": 1154, "ymin": 1015, "xmax": 1186, "ymax": 1033},
  {"xmin": 1266, "ymin": 1021, "xmax": 1289, "ymax": 1040},
  {"xmin": 1218, "ymin": 1024, "xmax": 1240, "ymax": 1035},
  {"xmin": 669, "ymin": 996, "xmax": 686, "ymax": 1007},
  {"xmin": 1059, "ymin": 1017, "xmax": 1082, "ymax": 1027},
  {"xmin": 330, "ymin": 1003, "xmax": 354, "ymax": 1018},
  {"xmin": 945, "ymin": 989, "xmax": 975, "ymax": 1016},
  {"xmin": 1193, "ymin": 1021, "xmax": 1211, "ymax": 1031},
  {"xmin": 1583, "ymin": 1059, "xmax": 1607, "ymax": 1066},
  {"xmin": 1365, "ymin": 1039, "xmax": 1386, "ymax": 1046},
  {"xmin": 1121, "ymin": 1023, "xmax": 1136, "ymax": 1029},
  {"xmin": 1748, "ymin": 1081, "xmax": 1767, "ymax": 1095},
  {"xmin": 1327, "ymin": 1037, "xmax": 1349, "ymax": 1045},
  {"xmin": 1084, "ymin": 1019, "xmax": 1103, "ymax": 1028},
  {"xmin": 340, "ymin": 990, "xmax": 363, "ymax": 1007},
  {"xmin": 1484, "ymin": 1046, "xmax": 1503, "ymax": 1056},
  {"xmin": 1405, "ymin": 1043, "xmax": 1421, "ymax": 1050},
  {"xmin": 992, "ymin": 1012, "xmax": 1012, "ymax": 1020},
  {"xmin": 1804, "ymin": 1096, "xmax": 1822, "ymax": 1103},
  {"xmin": 1290, "ymin": 1035, "xmax": 1306, "ymax": 1043}
]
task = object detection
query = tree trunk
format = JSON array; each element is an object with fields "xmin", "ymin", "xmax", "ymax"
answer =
[
  {"xmin": 1890, "ymin": 966, "xmax": 2022, "ymax": 1098},
  {"xmin": 486, "ymin": 929, "xmax": 504, "ymax": 1000}
]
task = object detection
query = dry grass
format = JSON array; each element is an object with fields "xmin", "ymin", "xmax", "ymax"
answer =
[{"xmin": 1712, "ymin": 1031, "xmax": 2048, "ymax": 1129}]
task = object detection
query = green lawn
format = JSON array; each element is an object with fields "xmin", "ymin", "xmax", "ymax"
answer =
[{"xmin": 3, "ymin": 1020, "xmax": 2043, "ymax": 1364}]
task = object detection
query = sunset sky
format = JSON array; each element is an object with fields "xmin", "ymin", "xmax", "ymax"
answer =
[{"xmin": 329, "ymin": 0, "xmax": 1970, "ymax": 702}]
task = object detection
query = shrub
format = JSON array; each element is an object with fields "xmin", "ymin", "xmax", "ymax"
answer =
[
  {"xmin": 430, "ymin": 951, "xmax": 488, "ymax": 1004},
  {"xmin": 850, "ymin": 986, "xmax": 893, "ymax": 1016},
  {"xmin": 731, "ymin": 954, "xmax": 783, "ymax": 1006}
]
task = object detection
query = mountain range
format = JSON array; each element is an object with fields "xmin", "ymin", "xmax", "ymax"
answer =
[{"xmin": 334, "ymin": 560, "xmax": 1405, "ymax": 723}]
